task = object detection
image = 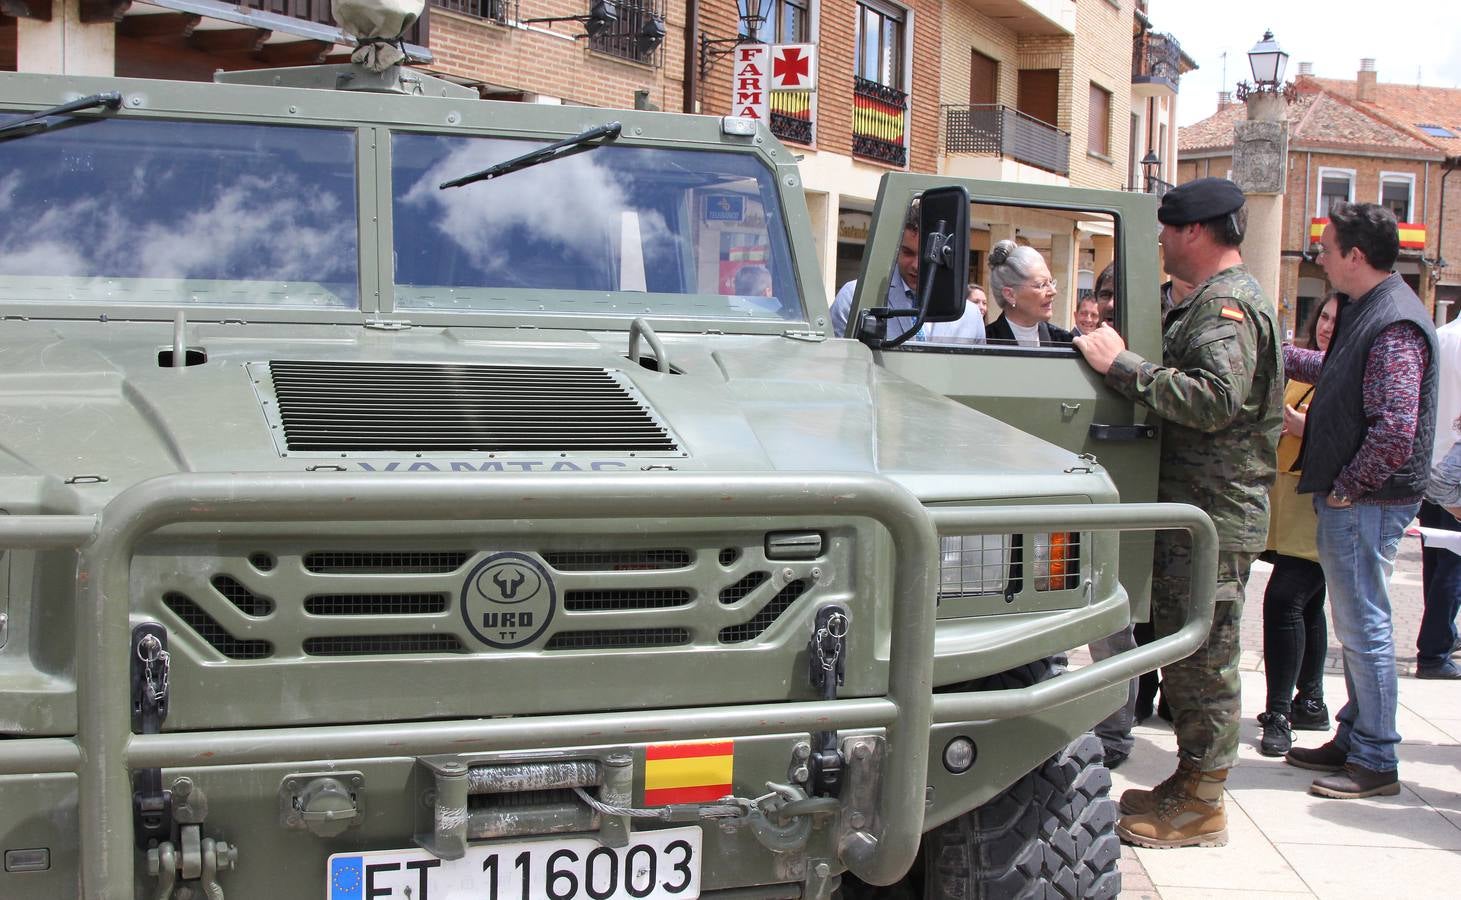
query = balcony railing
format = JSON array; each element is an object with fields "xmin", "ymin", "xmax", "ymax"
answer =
[
  {"xmin": 942, "ymin": 104, "xmax": 1070, "ymax": 176},
  {"xmin": 852, "ymin": 77, "xmax": 907, "ymax": 167},
  {"xmin": 432, "ymin": 0, "xmax": 513, "ymax": 25},
  {"xmin": 1132, "ymin": 31, "xmax": 1183, "ymax": 89},
  {"xmin": 1126, "ymin": 175, "xmax": 1173, "ymax": 197},
  {"xmin": 770, "ymin": 90, "xmax": 814, "ymax": 145}
]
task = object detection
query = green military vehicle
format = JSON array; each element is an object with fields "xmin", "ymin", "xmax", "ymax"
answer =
[{"xmin": 0, "ymin": 53, "xmax": 1217, "ymax": 900}]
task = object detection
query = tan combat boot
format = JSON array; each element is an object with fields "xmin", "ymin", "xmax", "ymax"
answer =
[
  {"xmin": 1118, "ymin": 757, "xmax": 1200, "ymax": 815},
  {"xmin": 1116, "ymin": 768, "xmax": 1229, "ymax": 849}
]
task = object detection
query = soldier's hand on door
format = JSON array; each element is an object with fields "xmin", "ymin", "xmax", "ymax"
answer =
[{"xmin": 1072, "ymin": 324, "xmax": 1126, "ymax": 375}]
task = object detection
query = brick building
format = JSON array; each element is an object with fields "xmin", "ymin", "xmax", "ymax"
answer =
[
  {"xmin": 907, "ymin": 0, "xmax": 1189, "ymax": 327},
  {"xmin": 1177, "ymin": 60, "xmax": 1461, "ymax": 337}
]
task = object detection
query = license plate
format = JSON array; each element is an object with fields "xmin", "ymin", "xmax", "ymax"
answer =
[{"xmin": 326, "ymin": 827, "xmax": 702, "ymax": 900}]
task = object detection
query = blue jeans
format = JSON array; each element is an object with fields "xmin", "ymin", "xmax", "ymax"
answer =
[
  {"xmin": 1313, "ymin": 496, "xmax": 1416, "ymax": 771},
  {"xmin": 1417, "ymin": 501, "xmax": 1461, "ymax": 666}
]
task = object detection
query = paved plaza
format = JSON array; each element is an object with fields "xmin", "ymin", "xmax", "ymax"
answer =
[{"xmin": 1075, "ymin": 530, "xmax": 1461, "ymax": 899}]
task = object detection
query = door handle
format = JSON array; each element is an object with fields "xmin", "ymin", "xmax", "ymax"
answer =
[{"xmin": 1089, "ymin": 423, "xmax": 1156, "ymax": 441}]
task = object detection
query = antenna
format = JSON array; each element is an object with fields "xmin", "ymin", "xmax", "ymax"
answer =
[{"xmin": 1221, "ymin": 51, "xmax": 1228, "ymax": 89}]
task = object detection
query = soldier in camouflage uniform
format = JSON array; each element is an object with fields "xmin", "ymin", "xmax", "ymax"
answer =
[{"xmin": 1074, "ymin": 177, "xmax": 1283, "ymax": 849}]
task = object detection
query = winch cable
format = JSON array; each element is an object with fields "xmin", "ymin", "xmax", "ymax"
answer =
[{"xmin": 572, "ymin": 785, "xmax": 840, "ymax": 824}]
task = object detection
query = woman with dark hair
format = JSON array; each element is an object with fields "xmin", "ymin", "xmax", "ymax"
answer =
[
  {"xmin": 985, "ymin": 240, "xmax": 1073, "ymax": 346},
  {"xmin": 1258, "ymin": 294, "xmax": 1339, "ymax": 755}
]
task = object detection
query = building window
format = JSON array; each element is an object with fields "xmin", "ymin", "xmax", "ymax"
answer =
[
  {"xmin": 1316, "ymin": 168, "xmax": 1354, "ymax": 216},
  {"xmin": 747, "ymin": 0, "xmax": 809, "ymax": 42},
  {"xmin": 855, "ymin": 0, "xmax": 905, "ymax": 90},
  {"xmin": 432, "ymin": 0, "xmax": 512, "ymax": 23},
  {"xmin": 1380, "ymin": 172, "xmax": 1415, "ymax": 222},
  {"xmin": 587, "ymin": 0, "xmax": 666, "ymax": 66},
  {"xmin": 1087, "ymin": 83, "xmax": 1111, "ymax": 157}
]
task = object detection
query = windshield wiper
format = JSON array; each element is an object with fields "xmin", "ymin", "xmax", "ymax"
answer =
[
  {"xmin": 0, "ymin": 91, "xmax": 123, "ymax": 142},
  {"xmin": 439, "ymin": 121, "xmax": 622, "ymax": 190}
]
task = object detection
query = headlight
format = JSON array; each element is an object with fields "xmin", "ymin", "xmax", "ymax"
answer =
[
  {"xmin": 939, "ymin": 534, "xmax": 1012, "ymax": 598},
  {"xmin": 939, "ymin": 532, "xmax": 1081, "ymax": 599}
]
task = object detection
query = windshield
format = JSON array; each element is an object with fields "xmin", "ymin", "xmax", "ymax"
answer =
[
  {"xmin": 391, "ymin": 133, "xmax": 805, "ymax": 321},
  {"xmin": 0, "ymin": 116, "xmax": 358, "ymax": 308}
]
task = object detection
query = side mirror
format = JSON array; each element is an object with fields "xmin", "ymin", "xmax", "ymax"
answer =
[
  {"xmin": 917, "ymin": 185, "xmax": 970, "ymax": 323},
  {"xmin": 853, "ymin": 185, "xmax": 971, "ymax": 349}
]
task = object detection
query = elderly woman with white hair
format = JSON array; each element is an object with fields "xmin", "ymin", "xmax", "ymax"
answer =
[{"xmin": 985, "ymin": 239, "xmax": 1073, "ymax": 347}]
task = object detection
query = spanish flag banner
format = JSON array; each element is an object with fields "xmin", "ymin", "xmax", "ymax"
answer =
[
  {"xmin": 1309, "ymin": 218, "xmax": 1328, "ymax": 243},
  {"xmin": 643, "ymin": 740, "xmax": 734, "ymax": 806},
  {"xmin": 1398, "ymin": 222, "xmax": 1426, "ymax": 249}
]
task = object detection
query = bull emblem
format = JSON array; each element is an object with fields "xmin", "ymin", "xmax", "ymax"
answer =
[{"xmin": 492, "ymin": 567, "xmax": 526, "ymax": 600}]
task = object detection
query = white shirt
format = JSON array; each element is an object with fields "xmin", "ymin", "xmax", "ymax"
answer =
[
  {"xmin": 1432, "ymin": 317, "xmax": 1461, "ymax": 468},
  {"xmin": 829, "ymin": 271, "xmax": 986, "ymax": 344},
  {"xmin": 1007, "ymin": 319, "xmax": 1042, "ymax": 348}
]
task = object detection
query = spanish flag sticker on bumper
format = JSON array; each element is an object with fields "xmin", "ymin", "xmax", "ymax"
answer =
[{"xmin": 644, "ymin": 740, "xmax": 735, "ymax": 805}]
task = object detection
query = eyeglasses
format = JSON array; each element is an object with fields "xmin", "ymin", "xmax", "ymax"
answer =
[
  {"xmin": 1025, "ymin": 279, "xmax": 1058, "ymax": 292},
  {"xmin": 1096, "ymin": 289, "xmax": 1116, "ymax": 301}
]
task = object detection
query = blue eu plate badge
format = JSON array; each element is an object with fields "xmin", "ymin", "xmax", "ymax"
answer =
[{"xmin": 330, "ymin": 856, "xmax": 364, "ymax": 900}]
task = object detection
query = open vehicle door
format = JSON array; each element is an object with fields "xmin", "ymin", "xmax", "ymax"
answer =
[{"xmin": 844, "ymin": 173, "xmax": 1164, "ymax": 616}]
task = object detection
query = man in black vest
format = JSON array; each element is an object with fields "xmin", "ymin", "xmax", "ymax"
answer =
[{"xmin": 1284, "ymin": 202, "xmax": 1439, "ymax": 799}]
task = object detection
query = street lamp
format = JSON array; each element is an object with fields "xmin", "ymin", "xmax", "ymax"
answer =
[
  {"xmin": 700, "ymin": 0, "xmax": 768, "ymax": 78},
  {"xmin": 1247, "ymin": 29, "xmax": 1289, "ymax": 90},
  {"xmin": 735, "ymin": 0, "xmax": 767, "ymax": 41},
  {"xmin": 1140, "ymin": 150, "xmax": 1160, "ymax": 192}
]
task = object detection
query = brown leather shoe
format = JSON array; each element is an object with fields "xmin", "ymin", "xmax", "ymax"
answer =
[
  {"xmin": 1117, "ymin": 769, "xmax": 1229, "ymax": 849},
  {"xmin": 1285, "ymin": 740, "xmax": 1347, "ymax": 773},
  {"xmin": 1310, "ymin": 763, "xmax": 1401, "ymax": 799},
  {"xmin": 1119, "ymin": 757, "xmax": 1199, "ymax": 815}
]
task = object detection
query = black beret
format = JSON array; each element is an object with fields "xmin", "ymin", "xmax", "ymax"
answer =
[{"xmin": 1157, "ymin": 177, "xmax": 1245, "ymax": 226}]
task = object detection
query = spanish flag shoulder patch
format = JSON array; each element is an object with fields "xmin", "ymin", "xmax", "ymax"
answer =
[
  {"xmin": 1219, "ymin": 305, "xmax": 1246, "ymax": 322},
  {"xmin": 643, "ymin": 740, "xmax": 734, "ymax": 806}
]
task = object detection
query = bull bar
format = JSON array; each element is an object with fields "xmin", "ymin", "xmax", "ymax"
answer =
[{"xmin": 0, "ymin": 471, "xmax": 1217, "ymax": 896}]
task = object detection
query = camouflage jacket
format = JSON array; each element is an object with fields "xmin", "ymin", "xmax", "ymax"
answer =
[{"xmin": 1106, "ymin": 265, "xmax": 1283, "ymax": 551}]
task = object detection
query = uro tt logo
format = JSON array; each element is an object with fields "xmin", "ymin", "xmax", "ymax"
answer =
[{"xmin": 460, "ymin": 552, "xmax": 556, "ymax": 649}]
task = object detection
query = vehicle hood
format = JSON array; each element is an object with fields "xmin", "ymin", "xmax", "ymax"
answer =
[{"xmin": 0, "ymin": 320, "xmax": 1107, "ymax": 509}]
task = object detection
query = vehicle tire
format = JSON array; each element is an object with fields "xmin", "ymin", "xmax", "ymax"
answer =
[
  {"xmin": 839, "ymin": 657, "xmax": 1119, "ymax": 900},
  {"xmin": 920, "ymin": 732, "xmax": 1120, "ymax": 900}
]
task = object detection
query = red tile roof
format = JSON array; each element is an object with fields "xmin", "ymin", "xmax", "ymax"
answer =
[
  {"xmin": 1179, "ymin": 77, "xmax": 1445, "ymax": 158},
  {"xmin": 1305, "ymin": 75, "xmax": 1461, "ymax": 155}
]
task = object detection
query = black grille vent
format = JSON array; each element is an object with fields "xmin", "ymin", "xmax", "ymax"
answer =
[
  {"xmin": 564, "ymin": 589, "xmax": 692, "ymax": 611},
  {"xmin": 303, "ymin": 634, "xmax": 466, "ymax": 655},
  {"xmin": 719, "ymin": 580, "xmax": 809, "ymax": 643},
  {"xmin": 268, "ymin": 361, "xmax": 678, "ymax": 453},
  {"xmin": 211, "ymin": 575, "xmax": 275, "ymax": 616},
  {"xmin": 303, "ymin": 551, "xmax": 470, "ymax": 574},
  {"xmin": 164, "ymin": 591, "xmax": 273, "ymax": 659},
  {"xmin": 304, "ymin": 593, "xmax": 450, "ymax": 615},
  {"xmin": 545, "ymin": 628, "xmax": 691, "ymax": 650},
  {"xmin": 719, "ymin": 571, "xmax": 769, "ymax": 605},
  {"xmin": 543, "ymin": 549, "xmax": 691, "ymax": 572}
]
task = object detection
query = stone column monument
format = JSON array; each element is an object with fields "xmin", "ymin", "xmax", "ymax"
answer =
[{"xmin": 1231, "ymin": 91, "xmax": 1288, "ymax": 313}]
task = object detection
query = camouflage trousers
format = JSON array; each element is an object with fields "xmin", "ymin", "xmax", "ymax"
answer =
[{"xmin": 1150, "ymin": 532, "xmax": 1256, "ymax": 772}]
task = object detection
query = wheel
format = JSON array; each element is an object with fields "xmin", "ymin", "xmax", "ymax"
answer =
[
  {"xmin": 839, "ymin": 656, "xmax": 1119, "ymax": 900},
  {"xmin": 921, "ymin": 732, "xmax": 1121, "ymax": 900}
]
